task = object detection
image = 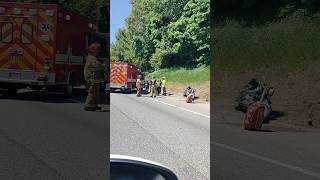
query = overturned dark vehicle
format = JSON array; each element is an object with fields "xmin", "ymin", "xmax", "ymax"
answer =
[{"xmin": 234, "ymin": 79, "xmax": 275, "ymax": 120}]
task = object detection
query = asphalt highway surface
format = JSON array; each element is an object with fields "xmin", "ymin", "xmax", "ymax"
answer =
[
  {"xmin": 212, "ymin": 106, "xmax": 320, "ymax": 180},
  {"xmin": 0, "ymin": 88, "xmax": 109, "ymax": 180},
  {"xmin": 110, "ymin": 93, "xmax": 210, "ymax": 180}
]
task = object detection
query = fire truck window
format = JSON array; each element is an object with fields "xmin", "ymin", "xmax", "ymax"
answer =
[
  {"xmin": 21, "ymin": 23, "xmax": 33, "ymax": 44},
  {"xmin": 1, "ymin": 23, "xmax": 13, "ymax": 43}
]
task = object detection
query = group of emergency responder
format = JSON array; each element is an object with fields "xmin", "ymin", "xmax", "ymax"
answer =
[
  {"xmin": 136, "ymin": 76, "xmax": 167, "ymax": 98},
  {"xmin": 82, "ymin": 42, "xmax": 169, "ymax": 110}
]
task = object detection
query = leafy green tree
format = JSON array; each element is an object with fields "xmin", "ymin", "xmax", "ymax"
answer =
[{"xmin": 111, "ymin": 0, "xmax": 210, "ymax": 71}]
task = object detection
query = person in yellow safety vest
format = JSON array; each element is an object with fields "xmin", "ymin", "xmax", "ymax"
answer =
[
  {"xmin": 150, "ymin": 77, "xmax": 157, "ymax": 98},
  {"xmin": 156, "ymin": 79, "xmax": 161, "ymax": 95},
  {"xmin": 162, "ymin": 77, "xmax": 167, "ymax": 96}
]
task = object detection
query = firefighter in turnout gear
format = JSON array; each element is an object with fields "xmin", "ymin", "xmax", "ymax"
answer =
[
  {"xmin": 136, "ymin": 75, "xmax": 142, "ymax": 97},
  {"xmin": 84, "ymin": 42, "xmax": 106, "ymax": 111},
  {"xmin": 150, "ymin": 76, "xmax": 157, "ymax": 98}
]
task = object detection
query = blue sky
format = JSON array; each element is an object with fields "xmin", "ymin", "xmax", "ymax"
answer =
[{"xmin": 110, "ymin": 0, "xmax": 132, "ymax": 43}]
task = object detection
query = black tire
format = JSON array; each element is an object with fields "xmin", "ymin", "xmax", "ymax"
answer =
[{"xmin": 125, "ymin": 88, "xmax": 132, "ymax": 94}]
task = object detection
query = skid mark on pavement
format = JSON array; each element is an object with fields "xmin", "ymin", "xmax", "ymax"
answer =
[
  {"xmin": 213, "ymin": 142, "xmax": 320, "ymax": 179},
  {"xmin": 145, "ymin": 98, "xmax": 210, "ymax": 119}
]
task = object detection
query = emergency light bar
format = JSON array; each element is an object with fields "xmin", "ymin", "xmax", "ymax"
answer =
[
  {"xmin": 12, "ymin": 8, "xmax": 21, "ymax": 15},
  {"xmin": 0, "ymin": 7, "xmax": 5, "ymax": 14}
]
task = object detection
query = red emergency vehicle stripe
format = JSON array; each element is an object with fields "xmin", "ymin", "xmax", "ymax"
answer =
[
  {"xmin": 0, "ymin": 43, "xmax": 12, "ymax": 53},
  {"xmin": 15, "ymin": 40, "xmax": 38, "ymax": 70},
  {"xmin": 0, "ymin": 58, "xmax": 8, "ymax": 67},
  {"xmin": 110, "ymin": 65, "xmax": 127, "ymax": 84},
  {"xmin": 21, "ymin": 24, "xmax": 33, "ymax": 43},
  {"xmin": 0, "ymin": 36, "xmax": 36, "ymax": 71},
  {"xmin": 2, "ymin": 30, "xmax": 13, "ymax": 40},
  {"xmin": 1, "ymin": 23, "xmax": 13, "ymax": 42},
  {"xmin": 37, "ymin": 10, "xmax": 54, "ymax": 50}
]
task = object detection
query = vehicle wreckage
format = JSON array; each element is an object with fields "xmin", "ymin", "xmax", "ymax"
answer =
[{"xmin": 234, "ymin": 79, "xmax": 275, "ymax": 121}]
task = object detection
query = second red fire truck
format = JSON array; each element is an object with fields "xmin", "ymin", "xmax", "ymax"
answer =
[{"xmin": 109, "ymin": 61, "xmax": 142, "ymax": 93}]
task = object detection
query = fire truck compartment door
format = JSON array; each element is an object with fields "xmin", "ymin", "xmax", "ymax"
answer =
[{"xmin": 0, "ymin": 16, "xmax": 37, "ymax": 81}]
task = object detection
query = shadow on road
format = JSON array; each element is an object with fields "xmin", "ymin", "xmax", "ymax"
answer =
[
  {"xmin": 0, "ymin": 88, "xmax": 110, "ymax": 105},
  {"xmin": 269, "ymin": 110, "xmax": 285, "ymax": 121}
]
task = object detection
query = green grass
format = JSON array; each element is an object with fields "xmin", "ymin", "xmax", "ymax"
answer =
[
  {"xmin": 147, "ymin": 66, "xmax": 210, "ymax": 84},
  {"xmin": 213, "ymin": 19, "xmax": 320, "ymax": 71}
]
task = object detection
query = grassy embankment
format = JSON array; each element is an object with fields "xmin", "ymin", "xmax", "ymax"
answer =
[
  {"xmin": 213, "ymin": 18, "xmax": 320, "ymax": 127},
  {"xmin": 214, "ymin": 19, "xmax": 320, "ymax": 72},
  {"xmin": 148, "ymin": 66, "xmax": 210, "ymax": 101}
]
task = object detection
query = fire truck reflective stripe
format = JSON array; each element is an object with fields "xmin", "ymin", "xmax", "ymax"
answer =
[
  {"xmin": 0, "ymin": 43, "xmax": 12, "ymax": 53},
  {"xmin": 33, "ymin": 9, "xmax": 54, "ymax": 69},
  {"xmin": 21, "ymin": 23, "xmax": 33, "ymax": 43},
  {"xmin": 9, "ymin": 19, "xmax": 37, "ymax": 71},
  {"xmin": 0, "ymin": 51, "xmax": 36, "ymax": 71},
  {"xmin": 0, "ymin": 58, "xmax": 9, "ymax": 68},
  {"xmin": 38, "ymin": 10, "xmax": 54, "ymax": 41},
  {"xmin": 35, "ymin": 40, "xmax": 52, "ymax": 60},
  {"xmin": 110, "ymin": 65, "xmax": 127, "ymax": 84},
  {"xmin": 21, "ymin": 30, "xmax": 32, "ymax": 43},
  {"xmin": 0, "ymin": 69, "xmax": 56, "ymax": 83},
  {"xmin": 113, "ymin": 72, "xmax": 126, "ymax": 81},
  {"xmin": 3, "ymin": 47, "xmax": 34, "ymax": 71},
  {"xmin": 15, "ymin": 38, "xmax": 38, "ymax": 70},
  {"xmin": 2, "ymin": 29, "xmax": 13, "ymax": 40},
  {"xmin": 34, "ymin": 19, "xmax": 51, "ymax": 66},
  {"xmin": 1, "ymin": 23, "xmax": 13, "ymax": 42}
]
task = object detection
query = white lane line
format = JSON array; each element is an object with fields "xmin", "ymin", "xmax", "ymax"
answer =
[
  {"xmin": 213, "ymin": 142, "xmax": 320, "ymax": 178},
  {"xmin": 146, "ymin": 98, "xmax": 210, "ymax": 118}
]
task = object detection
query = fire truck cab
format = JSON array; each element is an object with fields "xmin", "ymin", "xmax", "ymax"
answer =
[{"xmin": 0, "ymin": 2, "xmax": 107, "ymax": 96}]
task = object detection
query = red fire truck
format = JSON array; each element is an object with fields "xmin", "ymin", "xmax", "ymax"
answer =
[
  {"xmin": 0, "ymin": 2, "xmax": 108, "ymax": 96},
  {"xmin": 109, "ymin": 61, "xmax": 141, "ymax": 93}
]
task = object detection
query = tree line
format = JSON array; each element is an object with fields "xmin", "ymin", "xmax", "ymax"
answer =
[
  {"xmin": 111, "ymin": 0, "xmax": 210, "ymax": 72},
  {"xmin": 214, "ymin": 0, "xmax": 320, "ymax": 25}
]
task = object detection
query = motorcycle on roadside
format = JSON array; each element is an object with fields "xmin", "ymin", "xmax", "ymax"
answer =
[{"xmin": 234, "ymin": 79, "xmax": 275, "ymax": 121}]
